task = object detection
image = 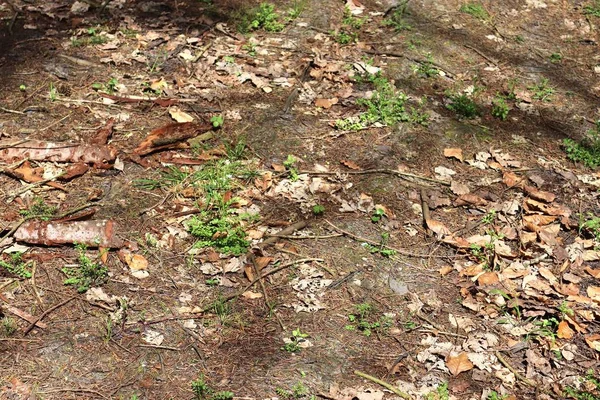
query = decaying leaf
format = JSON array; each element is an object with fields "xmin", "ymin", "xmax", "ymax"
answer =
[
  {"xmin": 315, "ymin": 97, "xmax": 338, "ymax": 109},
  {"xmin": 444, "ymin": 148, "xmax": 464, "ymax": 162},
  {"xmin": 557, "ymin": 320, "xmax": 575, "ymax": 339},
  {"xmin": 446, "ymin": 352, "xmax": 474, "ymax": 376}
]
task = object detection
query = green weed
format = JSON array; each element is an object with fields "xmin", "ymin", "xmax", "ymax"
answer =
[
  {"xmin": 1, "ymin": 317, "xmax": 17, "ymax": 336},
  {"xmin": 425, "ymin": 382, "xmax": 449, "ymax": 400},
  {"xmin": 491, "ymin": 95, "xmax": 509, "ymax": 120},
  {"xmin": 49, "ymin": 82, "xmax": 58, "ymax": 101},
  {"xmin": 413, "ymin": 57, "xmax": 439, "ymax": 78},
  {"xmin": 210, "ymin": 115, "xmax": 224, "ymax": 128},
  {"xmin": 382, "ymin": 1, "xmax": 411, "ymax": 31},
  {"xmin": 282, "ymin": 328, "xmax": 309, "ymax": 353},
  {"xmin": 19, "ymin": 197, "xmax": 57, "ymax": 221},
  {"xmin": 243, "ymin": 3, "xmax": 285, "ymax": 32},
  {"xmin": 312, "ymin": 204, "xmax": 325, "ymax": 216},
  {"xmin": 191, "ymin": 374, "xmax": 235, "ymax": 400},
  {"xmin": 345, "ymin": 303, "xmax": 392, "ymax": 337},
  {"xmin": 446, "ymin": 93, "xmax": 479, "ymax": 119},
  {"xmin": 363, "ymin": 232, "xmax": 396, "ymax": 257},
  {"xmin": 276, "ymin": 382, "xmax": 309, "ymax": 399},
  {"xmin": 331, "ymin": 6, "xmax": 366, "ymax": 44},
  {"xmin": 0, "ymin": 252, "xmax": 32, "ymax": 279},
  {"xmin": 584, "ymin": 1, "xmax": 600, "ymax": 17},
  {"xmin": 564, "ymin": 120, "xmax": 600, "ymax": 168},
  {"xmin": 528, "ymin": 78, "xmax": 555, "ymax": 102},
  {"xmin": 19, "ymin": 84, "xmax": 27, "ymax": 92},
  {"xmin": 459, "ymin": 2, "xmax": 489, "ymax": 20},
  {"xmin": 564, "ymin": 369, "xmax": 600, "ymax": 400},
  {"xmin": 71, "ymin": 26, "xmax": 108, "ymax": 47},
  {"xmin": 62, "ymin": 244, "xmax": 109, "ymax": 293},
  {"xmin": 550, "ymin": 53, "xmax": 562, "ymax": 63},
  {"xmin": 481, "ymin": 209, "xmax": 497, "ymax": 224},
  {"xmin": 92, "ymin": 78, "xmax": 119, "ymax": 94},
  {"xmin": 486, "ymin": 391, "xmax": 508, "ymax": 400},
  {"xmin": 578, "ymin": 213, "xmax": 600, "ymax": 242},
  {"xmin": 284, "ymin": 154, "xmax": 299, "ymax": 181}
]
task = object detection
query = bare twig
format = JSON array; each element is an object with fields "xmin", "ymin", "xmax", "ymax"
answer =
[
  {"xmin": 354, "ymin": 370, "xmax": 412, "ymax": 399},
  {"xmin": 137, "ymin": 344, "xmax": 181, "ymax": 351},
  {"xmin": 495, "ymin": 351, "xmax": 536, "ymax": 387},
  {"xmin": 0, "ymin": 106, "xmax": 25, "ymax": 115},
  {"xmin": 23, "ymin": 295, "xmax": 78, "ymax": 335},
  {"xmin": 30, "ymin": 261, "xmax": 44, "ymax": 308}
]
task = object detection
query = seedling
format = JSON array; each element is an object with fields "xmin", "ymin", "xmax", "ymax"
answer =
[
  {"xmin": 242, "ymin": 42, "xmax": 257, "ymax": 56},
  {"xmin": 282, "ymin": 328, "xmax": 309, "ymax": 353},
  {"xmin": 210, "ymin": 115, "xmax": 224, "ymax": 128},
  {"xmin": 345, "ymin": 303, "xmax": 392, "ymax": 337},
  {"xmin": 247, "ymin": 3, "xmax": 285, "ymax": 32},
  {"xmin": 446, "ymin": 93, "xmax": 479, "ymax": 119},
  {"xmin": 276, "ymin": 382, "xmax": 309, "ymax": 399},
  {"xmin": 558, "ymin": 301, "xmax": 574, "ymax": 318},
  {"xmin": 191, "ymin": 375, "xmax": 211, "ymax": 400},
  {"xmin": 413, "ymin": 57, "xmax": 439, "ymax": 78},
  {"xmin": 481, "ymin": 209, "xmax": 497, "ymax": 224},
  {"xmin": 563, "ymin": 369, "xmax": 600, "ymax": 400},
  {"xmin": 331, "ymin": 6, "xmax": 366, "ymax": 44},
  {"xmin": 564, "ymin": 120, "xmax": 600, "ymax": 168},
  {"xmin": 19, "ymin": 84, "xmax": 27, "ymax": 92},
  {"xmin": 225, "ymin": 136, "xmax": 246, "ymax": 160},
  {"xmin": 62, "ymin": 244, "xmax": 109, "ymax": 293},
  {"xmin": 19, "ymin": 197, "xmax": 57, "ymax": 221},
  {"xmin": 1, "ymin": 317, "xmax": 17, "ymax": 336},
  {"xmin": 382, "ymin": 1, "xmax": 411, "ymax": 31},
  {"xmin": 371, "ymin": 207, "xmax": 386, "ymax": 223},
  {"xmin": 283, "ymin": 154, "xmax": 299, "ymax": 181},
  {"xmin": 312, "ymin": 204, "xmax": 325, "ymax": 216},
  {"xmin": 486, "ymin": 391, "xmax": 508, "ymax": 400},
  {"xmin": 71, "ymin": 26, "xmax": 108, "ymax": 47},
  {"xmin": 528, "ymin": 78, "xmax": 555, "ymax": 102},
  {"xmin": 550, "ymin": 53, "xmax": 562, "ymax": 63},
  {"xmin": 578, "ymin": 213, "xmax": 600, "ymax": 242},
  {"xmin": 0, "ymin": 252, "xmax": 32, "ymax": 279},
  {"xmin": 363, "ymin": 232, "xmax": 396, "ymax": 257},
  {"xmin": 425, "ymin": 382, "xmax": 449, "ymax": 400},
  {"xmin": 491, "ymin": 95, "xmax": 509, "ymax": 120},
  {"xmin": 49, "ymin": 82, "xmax": 58, "ymax": 101},
  {"xmin": 584, "ymin": 0, "xmax": 600, "ymax": 17},
  {"xmin": 459, "ymin": 2, "xmax": 489, "ymax": 20},
  {"xmin": 342, "ymin": 6, "xmax": 366, "ymax": 29}
]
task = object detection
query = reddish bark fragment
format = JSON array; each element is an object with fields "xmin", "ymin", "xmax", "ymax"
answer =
[
  {"xmin": 0, "ymin": 140, "xmax": 117, "ymax": 167},
  {"xmin": 133, "ymin": 122, "xmax": 212, "ymax": 156},
  {"xmin": 90, "ymin": 118, "xmax": 115, "ymax": 145},
  {"xmin": 14, "ymin": 220, "xmax": 124, "ymax": 248},
  {"xmin": 57, "ymin": 163, "xmax": 89, "ymax": 181}
]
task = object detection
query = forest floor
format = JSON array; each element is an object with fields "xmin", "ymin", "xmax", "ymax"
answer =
[{"xmin": 0, "ymin": 0, "xmax": 599, "ymax": 399}]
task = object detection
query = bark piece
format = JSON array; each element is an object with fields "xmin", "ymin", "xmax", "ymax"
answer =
[
  {"xmin": 0, "ymin": 140, "xmax": 117, "ymax": 167},
  {"xmin": 14, "ymin": 220, "xmax": 123, "ymax": 248}
]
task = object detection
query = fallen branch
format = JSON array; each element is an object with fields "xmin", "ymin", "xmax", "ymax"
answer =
[
  {"xmin": 23, "ymin": 295, "xmax": 78, "ymax": 335},
  {"xmin": 300, "ymin": 169, "xmax": 450, "ymax": 187},
  {"xmin": 354, "ymin": 370, "xmax": 412, "ymax": 400},
  {"xmin": 495, "ymin": 351, "xmax": 536, "ymax": 387},
  {"xmin": 3, "ymin": 304, "xmax": 48, "ymax": 329}
]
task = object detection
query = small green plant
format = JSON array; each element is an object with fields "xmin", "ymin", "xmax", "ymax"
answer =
[
  {"xmin": 342, "ymin": 6, "xmax": 366, "ymax": 29},
  {"xmin": 1, "ymin": 317, "xmax": 17, "ymax": 336},
  {"xmin": 212, "ymin": 392, "xmax": 234, "ymax": 400},
  {"xmin": 210, "ymin": 115, "xmax": 224, "ymax": 128},
  {"xmin": 249, "ymin": 3, "xmax": 285, "ymax": 32},
  {"xmin": 550, "ymin": 53, "xmax": 562, "ymax": 63},
  {"xmin": 276, "ymin": 382, "xmax": 309, "ymax": 399},
  {"xmin": 282, "ymin": 328, "xmax": 309, "ymax": 353},
  {"xmin": 211, "ymin": 294, "xmax": 232, "ymax": 323},
  {"xmin": 491, "ymin": 95, "xmax": 509, "ymax": 120},
  {"xmin": 528, "ymin": 78, "xmax": 555, "ymax": 102},
  {"xmin": 206, "ymin": 278, "xmax": 220, "ymax": 286},
  {"xmin": 558, "ymin": 301, "xmax": 575, "ymax": 318},
  {"xmin": 19, "ymin": 84, "xmax": 27, "ymax": 92},
  {"xmin": 225, "ymin": 137, "xmax": 246, "ymax": 160},
  {"xmin": 283, "ymin": 154, "xmax": 299, "ymax": 181},
  {"xmin": 192, "ymin": 375, "xmax": 211, "ymax": 400},
  {"xmin": 312, "ymin": 204, "xmax": 325, "ymax": 216},
  {"xmin": 425, "ymin": 382, "xmax": 449, "ymax": 400},
  {"xmin": 331, "ymin": 6, "xmax": 366, "ymax": 44},
  {"xmin": 0, "ymin": 252, "xmax": 32, "ymax": 279},
  {"xmin": 459, "ymin": 2, "xmax": 489, "ymax": 20},
  {"xmin": 363, "ymin": 232, "xmax": 396, "ymax": 257},
  {"xmin": 564, "ymin": 369, "xmax": 600, "ymax": 400},
  {"xmin": 371, "ymin": 207, "xmax": 386, "ymax": 223},
  {"xmin": 71, "ymin": 26, "xmax": 108, "ymax": 47},
  {"xmin": 481, "ymin": 209, "xmax": 497, "ymax": 225},
  {"xmin": 62, "ymin": 244, "xmax": 109, "ymax": 293},
  {"xmin": 332, "ymin": 30, "xmax": 357, "ymax": 44},
  {"xmin": 446, "ymin": 93, "xmax": 479, "ymax": 119},
  {"xmin": 486, "ymin": 391, "xmax": 508, "ymax": 400},
  {"xmin": 345, "ymin": 303, "xmax": 391, "ymax": 337},
  {"xmin": 578, "ymin": 213, "xmax": 600, "ymax": 242},
  {"xmin": 19, "ymin": 197, "xmax": 57, "ymax": 221},
  {"xmin": 413, "ymin": 57, "xmax": 439, "ymax": 78},
  {"xmin": 584, "ymin": 1, "xmax": 600, "ymax": 17},
  {"xmin": 49, "ymin": 82, "xmax": 58, "ymax": 101},
  {"xmin": 242, "ymin": 42, "xmax": 257, "ymax": 56},
  {"xmin": 382, "ymin": 1, "xmax": 411, "ymax": 31},
  {"xmin": 564, "ymin": 120, "xmax": 600, "ymax": 168}
]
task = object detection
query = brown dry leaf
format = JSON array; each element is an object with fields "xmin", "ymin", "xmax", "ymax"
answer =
[
  {"xmin": 538, "ymin": 266, "xmax": 558, "ymax": 284},
  {"xmin": 555, "ymin": 283, "xmax": 580, "ymax": 296},
  {"xmin": 255, "ymin": 171, "xmax": 273, "ymax": 191},
  {"xmin": 254, "ymin": 256, "xmax": 273, "ymax": 271},
  {"xmin": 0, "ymin": 140, "xmax": 117, "ymax": 167},
  {"xmin": 583, "ymin": 250, "xmax": 600, "ymax": 261},
  {"xmin": 477, "ymin": 271, "xmax": 499, "ymax": 285},
  {"xmin": 341, "ymin": 159, "xmax": 361, "ymax": 170},
  {"xmin": 244, "ymin": 263, "xmax": 255, "ymax": 282},
  {"xmin": 502, "ymin": 171, "xmax": 525, "ymax": 188},
  {"xmin": 169, "ymin": 107, "xmax": 194, "ymax": 123},
  {"xmin": 565, "ymin": 314, "xmax": 587, "ymax": 333},
  {"xmin": 126, "ymin": 253, "xmax": 149, "ymax": 271},
  {"xmin": 444, "ymin": 148, "xmax": 464, "ymax": 162},
  {"xmin": 426, "ymin": 219, "xmax": 451, "ymax": 237},
  {"xmin": 557, "ymin": 320, "xmax": 575, "ymax": 339},
  {"xmin": 584, "ymin": 334, "xmax": 600, "ymax": 351},
  {"xmin": 134, "ymin": 122, "xmax": 212, "ymax": 155},
  {"xmin": 585, "ymin": 266, "xmax": 600, "ymax": 279},
  {"xmin": 523, "ymin": 185, "xmax": 556, "ymax": 203},
  {"xmin": 446, "ymin": 352, "xmax": 474, "ymax": 376},
  {"xmin": 315, "ymin": 97, "xmax": 338, "ymax": 109},
  {"xmin": 450, "ymin": 180, "xmax": 470, "ymax": 195},
  {"xmin": 522, "ymin": 214, "xmax": 557, "ymax": 231},
  {"xmin": 461, "ymin": 263, "xmax": 485, "ymax": 277},
  {"xmin": 242, "ymin": 291, "xmax": 263, "ymax": 299},
  {"xmin": 455, "ymin": 194, "xmax": 487, "ymax": 206},
  {"xmin": 587, "ymin": 286, "xmax": 600, "ymax": 301},
  {"xmin": 439, "ymin": 265, "xmax": 453, "ymax": 276},
  {"xmin": 494, "ymin": 241, "xmax": 515, "ymax": 257},
  {"xmin": 520, "ymin": 231, "xmax": 537, "ymax": 244},
  {"xmin": 272, "ymin": 163, "xmax": 285, "ymax": 172}
]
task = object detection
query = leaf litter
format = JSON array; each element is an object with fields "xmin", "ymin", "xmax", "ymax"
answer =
[{"xmin": 0, "ymin": 0, "xmax": 600, "ymax": 399}]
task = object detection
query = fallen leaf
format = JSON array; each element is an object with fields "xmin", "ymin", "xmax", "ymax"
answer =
[
  {"xmin": 450, "ymin": 181, "xmax": 470, "ymax": 195},
  {"xmin": 426, "ymin": 219, "xmax": 451, "ymax": 237},
  {"xmin": 439, "ymin": 265, "xmax": 453, "ymax": 276},
  {"xmin": 585, "ymin": 266, "xmax": 600, "ymax": 278},
  {"xmin": 502, "ymin": 171, "xmax": 524, "ymax": 188},
  {"xmin": 587, "ymin": 286, "xmax": 600, "ymax": 301},
  {"xmin": 315, "ymin": 97, "xmax": 338, "ymax": 109},
  {"xmin": 242, "ymin": 291, "xmax": 263, "ymax": 299},
  {"xmin": 523, "ymin": 185, "xmax": 556, "ymax": 203},
  {"xmin": 341, "ymin": 160, "xmax": 361, "ymax": 170},
  {"xmin": 584, "ymin": 334, "xmax": 600, "ymax": 351},
  {"xmin": 169, "ymin": 107, "xmax": 194, "ymax": 123},
  {"xmin": 557, "ymin": 320, "xmax": 575, "ymax": 339},
  {"xmin": 444, "ymin": 148, "xmax": 464, "ymax": 162},
  {"xmin": 446, "ymin": 352, "xmax": 474, "ymax": 376}
]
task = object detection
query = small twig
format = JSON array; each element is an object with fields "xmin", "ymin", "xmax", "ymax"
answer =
[
  {"xmin": 463, "ymin": 44, "xmax": 498, "ymax": 66},
  {"xmin": 40, "ymin": 112, "xmax": 73, "ymax": 132},
  {"xmin": 300, "ymin": 169, "xmax": 450, "ymax": 187},
  {"xmin": 137, "ymin": 344, "xmax": 181, "ymax": 351},
  {"xmin": 23, "ymin": 295, "xmax": 77, "ymax": 335},
  {"xmin": 0, "ymin": 337, "xmax": 40, "ymax": 342},
  {"xmin": 0, "ymin": 106, "xmax": 25, "ymax": 115},
  {"xmin": 30, "ymin": 261, "xmax": 44, "ymax": 308},
  {"xmin": 37, "ymin": 388, "xmax": 109, "ymax": 399},
  {"xmin": 354, "ymin": 370, "xmax": 412, "ymax": 400},
  {"xmin": 268, "ymin": 233, "xmax": 342, "ymax": 240},
  {"xmin": 7, "ymin": 172, "xmax": 67, "ymax": 202},
  {"xmin": 418, "ymin": 329, "xmax": 467, "ymax": 339},
  {"xmin": 324, "ymin": 219, "xmax": 445, "ymax": 258},
  {"xmin": 495, "ymin": 351, "xmax": 536, "ymax": 387}
]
